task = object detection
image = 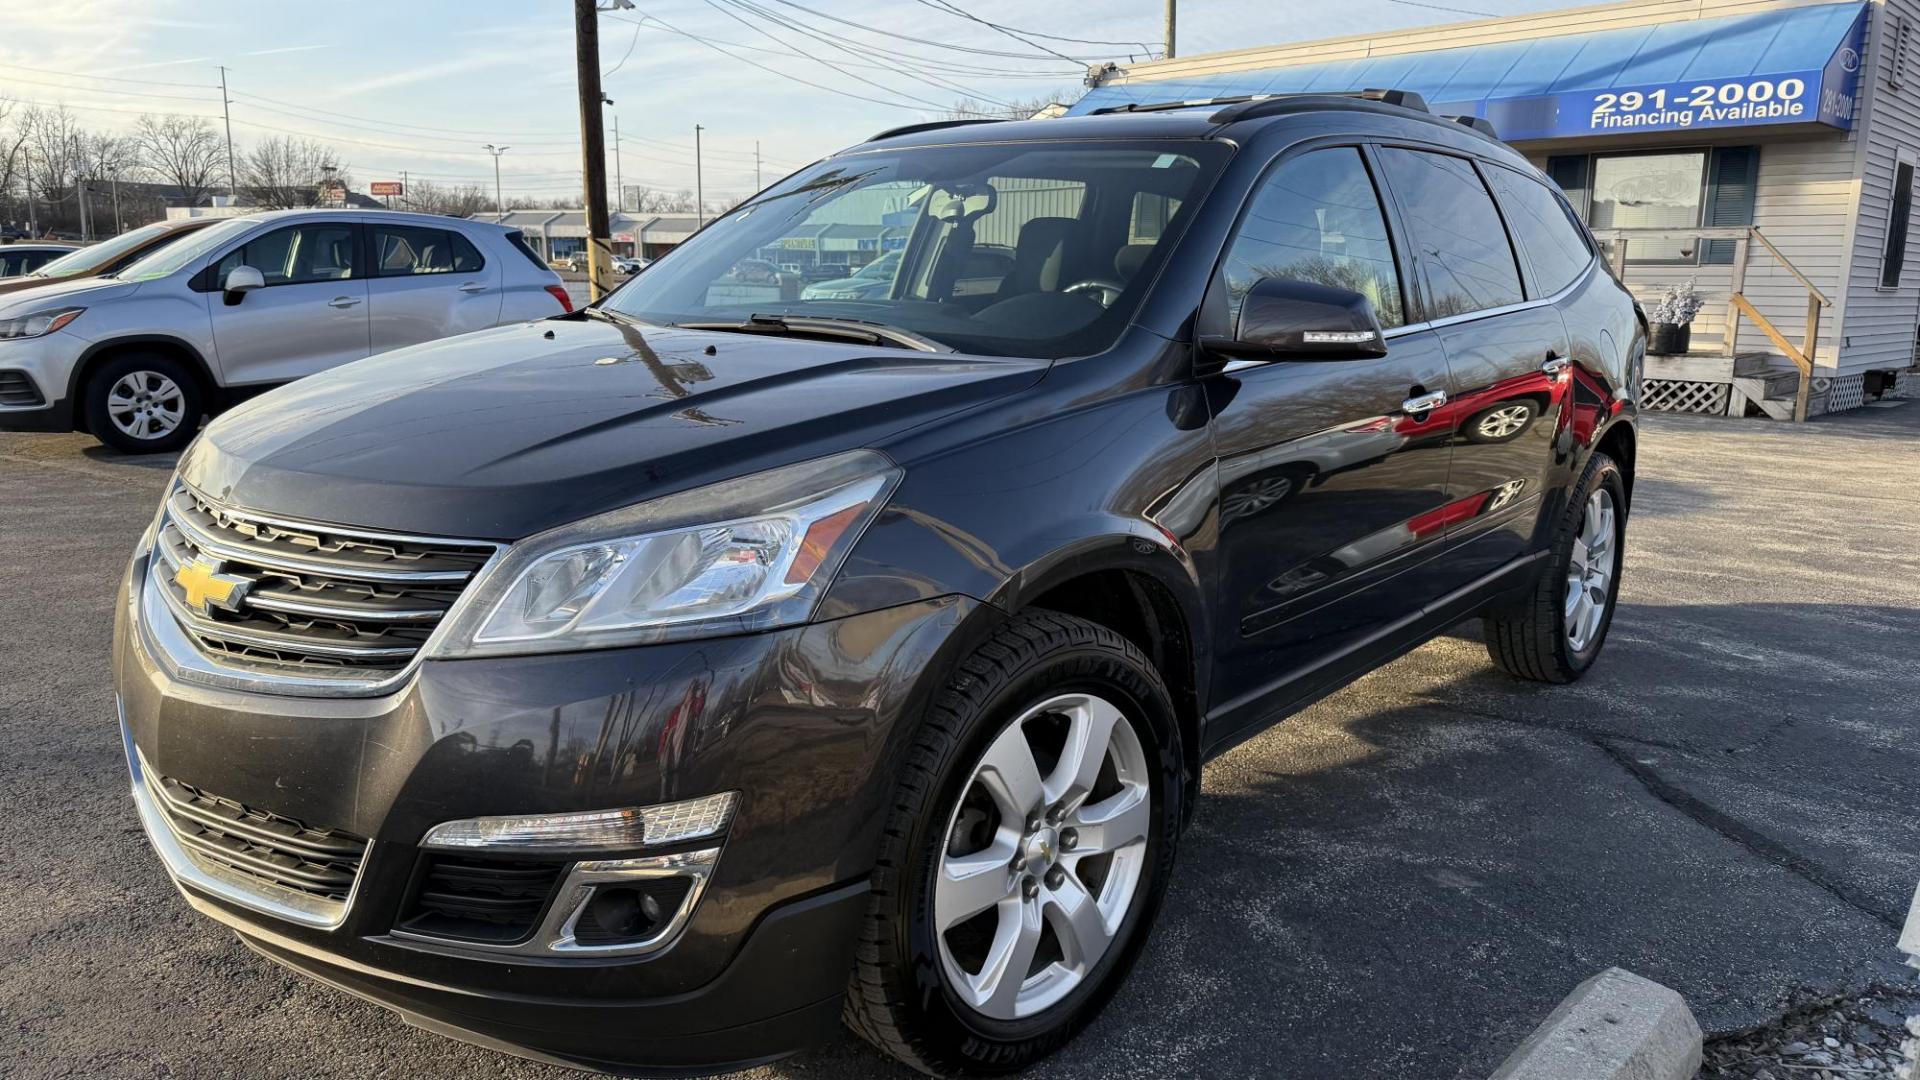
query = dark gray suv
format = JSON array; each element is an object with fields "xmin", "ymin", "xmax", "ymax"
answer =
[{"xmin": 115, "ymin": 90, "xmax": 1641, "ymax": 1076}]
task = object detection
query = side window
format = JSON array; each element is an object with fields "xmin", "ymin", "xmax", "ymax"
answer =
[
  {"xmin": 372, "ymin": 225, "xmax": 482, "ymax": 276},
  {"xmin": 1376, "ymin": 148, "xmax": 1524, "ymax": 318},
  {"xmin": 1486, "ymin": 166, "xmax": 1594, "ymax": 297},
  {"xmin": 214, "ymin": 224, "xmax": 357, "ymax": 286},
  {"xmin": 1219, "ymin": 146, "xmax": 1405, "ymax": 329}
]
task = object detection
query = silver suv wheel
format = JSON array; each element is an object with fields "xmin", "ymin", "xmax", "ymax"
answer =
[
  {"xmin": 105, "ymin": 370, "xmax": 187, "ymax": 441},
  {"xmin": 934, "ymin": 692, "xmax": 1151, "ymax": 1020},
  {"xmin": 1564, "ymin": 487, "xmax": 1617, "ymax": 651}
]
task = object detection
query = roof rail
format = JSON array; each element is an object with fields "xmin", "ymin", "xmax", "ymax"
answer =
[
  {"xmin": 1088, "ymin": 95, "xmax": 1265, "ymax": 116},
  {"xmin": 1446, "ymin": 114, "xmax": 1500, "ymax": 138},
  {"xmin": 1209, "ymin": 87, "xmax": 1431, "ymax": 123},
  {"xmin": 865, "ymin": 118, "xmax": 1007, "ymax": 142}
]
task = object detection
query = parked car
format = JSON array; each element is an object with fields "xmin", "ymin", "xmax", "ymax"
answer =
[
  {"xmin": 0, "ymin": 208, "xmax": 570, "ymax": 452},
  {"xmin": 613, "ymin": 255, "xmax": 648, "ymax": 274},
  {"xmin": 801, "ymin": 250, "xmax": 901, "ymax": 300},
  {"xmin": 0, "ymin": 241, "xmax": 78, "ymax": 277},
  {"xmin": 114, "ymin": 92, "xmax": 1640, "ymax": 1077},
  {"xmin": 0, "ymin": 218, "xmax": 221, "ymax": 300}
]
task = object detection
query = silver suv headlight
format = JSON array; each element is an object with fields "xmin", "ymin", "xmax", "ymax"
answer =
[
  {"xmin": 0, "ymin": 305, "xmax": 84, "ymax": 340},
  {"xmin": 430, "ymin": 450, "xmax": 899, "ymax": 658}
]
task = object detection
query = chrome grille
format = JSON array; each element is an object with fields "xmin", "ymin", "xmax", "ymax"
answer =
[{"xmin": 150, "ymin": 486, "xmax": 499, "ymax": 681}]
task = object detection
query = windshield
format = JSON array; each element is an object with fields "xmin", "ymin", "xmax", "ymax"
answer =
[
  {"xmin": 32, "ymin": 224, "xmax": 171, "ymax": 277},
  {"xmin": 601, "ymin": 139, "xmax": 1228, "ymax": 358},
  {"xmin": 118, "ymin": 217, "xmax": 259, "ymax": 282}
]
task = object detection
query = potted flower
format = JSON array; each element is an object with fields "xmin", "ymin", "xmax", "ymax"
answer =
[{"xmin": 1647, "ymin": 278, "xmax": 1703, "ymax": 355}]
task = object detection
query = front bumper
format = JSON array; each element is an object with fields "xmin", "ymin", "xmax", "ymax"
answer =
[
  {"xmin": 0, "ymin": 336, "xmax": 81, "ymax": 432},
  {"xmin": 0, "ymin": 395, "xmax": 73, "ymax": 432},
  {"xmin": 114, "ymin": 550, "xmax": 984, "ymax": 1072}
]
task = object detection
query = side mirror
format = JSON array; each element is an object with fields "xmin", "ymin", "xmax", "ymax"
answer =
[
  {"xmin": 222, "ymin": 265, "xmax": 265, "ymax": 305},
  {"xmin": 1207, "ymin": 277, "xmax": 1388, "ymax": 363}
]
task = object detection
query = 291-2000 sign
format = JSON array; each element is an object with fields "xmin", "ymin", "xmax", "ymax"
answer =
[{"xmin": 1592, "ymin": 78, "xmax": 1806, "ymax": 115}]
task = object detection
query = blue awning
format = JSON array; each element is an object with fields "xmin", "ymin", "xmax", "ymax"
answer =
[{"xmin": 1069, "ymin": 2, "xmax": 1869, "ymax": 141}]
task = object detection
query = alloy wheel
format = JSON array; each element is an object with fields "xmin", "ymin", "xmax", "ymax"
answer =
[
  {"xmin": 1564, "ymin": 487, "xmax": 1617, "ymax": 651},
  {"xmin": 1223, "ymin": 475, "xmax": 1293, "ymax": 520},
  {"xmin": 106, "ymin": 371, "xmax": 186, "ymax": 441},
  {"xmin": 934, "ymin": 692, "xmax": 1152, "ymax": 1021},
  {"xmin": 1476, "ymin": 404, "xmax": 1533, "ymax": 439}
]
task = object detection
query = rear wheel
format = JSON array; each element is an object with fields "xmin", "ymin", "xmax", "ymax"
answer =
[
  {"xmin": 84, "ymin": 352, "xmax": 203, "ymax": 453},
  {"xmin": 844, "ymin": 610, "xmax": 1182, "ymax": 1075},
  {"xmin": 1483, "ymin": 452, "xmax": 1626, "ymax": 682}
]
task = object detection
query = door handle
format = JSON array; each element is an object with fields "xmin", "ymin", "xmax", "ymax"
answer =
[
  {"xmin": 1402, "ymin": 389, "xmax": 1448, "ymax": 415},
  {"xmin": 457, "ymin": 282, "xmax": 488, "ymax": 293},
  {"xmin": 328, "ymin": 296, "xmax": 362, "ymax": 308},
  {"xmin": 1541, "ymin": 354, "xmax": 1572, "ymax": 376}
]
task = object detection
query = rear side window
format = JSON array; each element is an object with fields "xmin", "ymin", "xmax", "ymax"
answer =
[
  {"xmin": 1486, "ymin": 166, "xmax": 1594, "ymax": 297},
  {"xmin": 1377, "ymin": 148, "xmax": 1524, "ymax": 318},
  {"xmin": 1218, "ymin": 146, "xmax": 1406, "ymax": 329},
  {"xmin": 504, "ymin": 231, "xmax": 550, "ymax": 272},
  {"xmin": 372, "ymin": 225, "xmax": 486, "ymax": 276}
]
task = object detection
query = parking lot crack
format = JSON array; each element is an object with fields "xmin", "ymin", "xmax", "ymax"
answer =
[{"xmin": 1592, "ymin": 734, "xmax": 1901, "ymax": 930}]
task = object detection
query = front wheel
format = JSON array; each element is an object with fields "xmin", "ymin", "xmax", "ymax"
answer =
[
  {"xmin": 844, "ymin": 610, "xmax": 1183, "ymax": 1075},
  {"xmin": 83, "ymin": 352, "xmax": 204, "ymax": 454},
  {"xmin": 1483, "ymin": 452, "xmax": 1627, "ymax": 682}
]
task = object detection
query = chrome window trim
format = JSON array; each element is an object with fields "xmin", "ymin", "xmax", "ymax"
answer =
[
  {"xmin": 122, "ymin": 705, "xmax": 367, "ymax": 931},
  {"xmin": 387, "ymin": 847, "xmax": 720, "ymax": 961},
  {"xmin": 136, "ymin": 485, "xmax": 505, "ymax": 700}
]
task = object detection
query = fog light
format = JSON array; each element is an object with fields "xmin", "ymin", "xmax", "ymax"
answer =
[
  {"xmin": 571, "ymin": 878, "xmax": 696, "ymax": 947},
  {"xmin": 420, "ymin": 792, "xmax": 737, "ymax": 853}
]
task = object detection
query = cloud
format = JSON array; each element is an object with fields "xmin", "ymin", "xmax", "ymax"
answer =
[
  {"xmin": 242, "ymin": 44, "xmax": 333, "ymax": 57},
  {"xmin": 338, "ymin": 51, "xmax": 523, "ymax": 97}
]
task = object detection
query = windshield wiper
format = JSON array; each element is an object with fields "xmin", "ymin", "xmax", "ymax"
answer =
[{"xmin": 676, "ymin": 313, "xmax": 953, "ymax": 353}]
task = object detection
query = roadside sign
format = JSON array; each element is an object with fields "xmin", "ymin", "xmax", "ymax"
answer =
[{"xmin": 371, "ymin": 181, "xmax": 405, "ymax": 196}]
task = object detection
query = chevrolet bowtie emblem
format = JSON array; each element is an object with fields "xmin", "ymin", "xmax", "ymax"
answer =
[{"xmin": 174, "ymin": 557, "xmax": 251, "ymax": 616}]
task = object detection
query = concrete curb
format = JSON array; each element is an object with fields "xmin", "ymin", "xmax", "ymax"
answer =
[
  {"xmin": 1490, "ymin": 967, "xmax": 1703, "ymax": 1080},
  {"xmin": 1898, "ymin": 883, "xmax": 1920, "ymax": 967}
]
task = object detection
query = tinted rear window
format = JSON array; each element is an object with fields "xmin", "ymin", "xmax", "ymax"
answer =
[
  {"xmin": 1486, "ymin": 166, "xmax": 1594, "ymax": 297},
  {"xmin": 1377, "ymin": 148, "xmax": 1524, "ymax": 319},
  {"xmin": 504, "ymin": 231, "xmax": 549, "ymax": 272}
]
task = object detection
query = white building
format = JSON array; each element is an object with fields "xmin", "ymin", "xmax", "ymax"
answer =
[{"xmin": 1078, "ymin": 0, "xmax": 1919, "ymax": 417}]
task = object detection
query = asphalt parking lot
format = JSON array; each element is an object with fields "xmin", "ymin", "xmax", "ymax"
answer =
[{"xmin": 2, "ymin": 403, "xmax": 1917, "ymax": 1080}]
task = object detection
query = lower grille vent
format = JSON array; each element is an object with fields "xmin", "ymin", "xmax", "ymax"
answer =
[
  {"xmin": 399, "ymin": 855, "xmax": 565, "ymax": 944},
  {"xmin": 152, "ymin": 775, "xmax": 368, "ymax": 906},
  {"xmin": 0, "ymin": 370, "xmax": 45, "ymax": 407}
]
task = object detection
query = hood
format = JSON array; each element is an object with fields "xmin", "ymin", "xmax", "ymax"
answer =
[
  {"xmin": 182, "ymin": 316, "xmax": 1047, "ymax": 539},
  {"xmin": 0, "ymin": 274, "xmax": 141, "ymax": 313}
]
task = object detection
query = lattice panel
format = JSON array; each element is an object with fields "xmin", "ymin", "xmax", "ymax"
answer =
[
  {"xmin": 1887, "ymin": 371, "xmax": 1913, "ymax": 399},
  {"xmin": 1826, "ymin": 374, "xmax": 1866, "ymax": 413},
  {"xmin": 1644, "ymin": 379, "xmax": 1730, "ymax": 415}
]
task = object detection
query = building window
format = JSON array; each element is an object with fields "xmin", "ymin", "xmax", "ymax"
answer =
[
  {"xmin": 1590, "ymin": 151, "xmax": 1707, "ymax": 263},
  {"xmin": 1882, "ymin": 154, "xmax": 1915, "ymax": 289},
  {"xmin": 1547, "ymin": 147, "xmax": 1756, "ymax": 266}
]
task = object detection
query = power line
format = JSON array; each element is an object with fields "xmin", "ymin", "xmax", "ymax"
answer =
[
  {"xmin": 607, "ymin": 9, "xmax": 935, "ymax": 111},
  {"xmin": 719, "ymin": 0, "xmax": 1019, "ymax": 107},
  {"xmin": 911, "ymin": 0, "xmax": 1095, "ymax": 66},
  {"xmin": 699, "ymin": 0, "xmax": 956, "ymax": 111},
  {"xmin": 772, "ymin": 0, "xmax": 1150, "ymax": 57}
]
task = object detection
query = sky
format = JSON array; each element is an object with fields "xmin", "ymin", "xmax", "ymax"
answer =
[{"xmin": 0, "ymin": 0, "xmax": 1576, "ymax": 207}]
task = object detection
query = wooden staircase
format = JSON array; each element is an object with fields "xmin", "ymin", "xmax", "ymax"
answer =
[{"xmin": 1728, "ymin": 353, "xmax": 1803, "ymax": 420}]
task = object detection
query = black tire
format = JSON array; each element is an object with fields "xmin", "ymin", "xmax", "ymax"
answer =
[
  {"xmin": 83, "ymin": 351, "xmax": 204, "ymax": 454},
  {"xmin": 844, "ymin": 609, "xmax": 1184, "ymax": 1076},
  {"xmin": 1483, "ymin": 452, "xmax": 1627, "ymax": 682}
]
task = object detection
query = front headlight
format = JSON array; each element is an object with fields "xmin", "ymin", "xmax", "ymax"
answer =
[
  {"xmin": 0, "ymin": 306, "xmax": 84, "ymax": 340},
  {"xmin": 431, "ymin": 449, "xmax": 900, "ymax": 658}
]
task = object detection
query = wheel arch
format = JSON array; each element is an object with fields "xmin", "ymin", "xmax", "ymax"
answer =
[
  {"xmin": 65, "ymin": 335, "xmax": 217, "ymax": 431},
  {"xmin": 1593, "ymin": 417, "xmax": 1637, "ymax": 507},
  {"xmin": 988, "ymin": 533, "xmax": 1209, "ymax": 824}
]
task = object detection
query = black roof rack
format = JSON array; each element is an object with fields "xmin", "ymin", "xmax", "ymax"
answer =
[
  {"xmin": 1445, "ymin": 114, "xmax": 1500, "ymax": 138},
  {"xmin": 1088, "ymin": 94, "xmax": 1265, "ymax": 116},
  {"xmin": 865, "ymin": 118, "xmax": 1008, "ymax": 142},
  {"xmin": 1209, "ymin": 88, "xmax": 1431, "ymax": 123}
]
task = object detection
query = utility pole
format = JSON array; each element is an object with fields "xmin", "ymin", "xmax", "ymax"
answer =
[
  {"xmin": 612, "ymin": 115, "xmax": 624, "ymax": 212},
  {"xmin": 110, "ymin": 174, "xmax": 122, "ymax": 233},
  {"xmin": 1164, "ymin": 0, "xmax": 1177, "ymax": 59},
  {"xmin": 77, "ymin": 177, "xmax": 90, "ymax": 241},
  {"xmin": 754, "ymin": 140, "xmax": 761, "ymax": 191},
  {"xmin": 573, "ymin": 0, "xmax": 615, "ymax": 301},
  {"xmin": 483, "ymin": 144, "xmax": 510, "ymax": 214},
  {"xmin": 694, "ymin": 124, "xmax": 705, "ymax": 228},
  {"xmin": 399, "ymin": 169, "xmax": 408, "ymax": 210},
  {"xmin": 218, "ymin": 66, "xmax": 238, "ymax": 200}
]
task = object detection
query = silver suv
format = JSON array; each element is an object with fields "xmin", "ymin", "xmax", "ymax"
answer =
[{"xmin": 0, "ymin": 209, "xmax": 570, "ymax": 451}]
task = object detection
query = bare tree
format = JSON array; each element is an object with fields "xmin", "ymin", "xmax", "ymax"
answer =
[
  {"xmin": 403, "ymin": 178, "xmax": 493, "ymax": 218},
  {"xmin": 23, "ymin": 105, "xmax": 83, "ymax": 207},
  {"xmin": 0, "ymin": 100, "xmax": 32, "ymax": 228},
  {"xmin": 239, "ymin": 135, "xmax": 347, "ymax": 208},
  {"xmin": 76, "ymin": 130, "xmax": 137, "ymax": 234},
  {"xmin": 132, "ymin": 113, "xmax": 224, "ymax": 206}
]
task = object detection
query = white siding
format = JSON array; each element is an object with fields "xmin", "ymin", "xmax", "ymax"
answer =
[{"xmin": 1838, "ymin": 0, "xmax": 1920, "ymax": 374}]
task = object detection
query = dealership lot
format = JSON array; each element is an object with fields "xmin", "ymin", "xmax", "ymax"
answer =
[{"xmin": 1, "ymin": 406, "xmax": 1916, "ymax": 1079}]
